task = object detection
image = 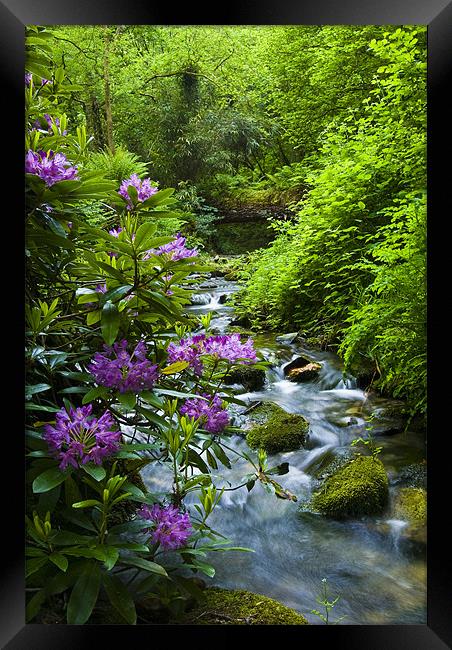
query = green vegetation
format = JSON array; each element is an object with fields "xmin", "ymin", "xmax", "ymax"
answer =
[
  {"xmin": 24, "ymin": 24, "xmax": 426, "ymax": 626},
  {"xmin": 246, "ymin": 410, "xmax": 309, "ymax": 454},
  {"xmin": 177, "ymin": 587, "xmax": 309, "ymax": 625},
  {"xmin": 311, "ymin": 456, "xmax": 389, "ymax": 518}
]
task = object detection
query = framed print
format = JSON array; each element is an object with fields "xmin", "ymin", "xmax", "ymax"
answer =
[{"xmin": 1, "ymin": 0, "xmax": 450, "ymax": 647}]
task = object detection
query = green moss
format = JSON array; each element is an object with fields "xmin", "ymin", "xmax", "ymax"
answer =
[
  {"xmin": 177, "ymin": 588, "xmax": 309, "ymax": 625},
  {"xmin": 247, "ymin": 401, "xmax": 286, "ymax": 425},
  {"xmin": 223, "ymin": 365, "xmax": 266, "ymax": 391},
  {"xmin": 246, "ymin": 410, "xmax": 308, "ymax": 453},
  {"xmin": 393, "ymin": 487, "xmax": 426, "ymax": 526},
  {"xmin": 311, "ymin": 455, "xmax": 389, "ymax": 518}
]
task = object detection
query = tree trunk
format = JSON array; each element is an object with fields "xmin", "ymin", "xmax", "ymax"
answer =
[{"xmin": 103, "ymin": 27, "xmax": 115, "ymax": 153}]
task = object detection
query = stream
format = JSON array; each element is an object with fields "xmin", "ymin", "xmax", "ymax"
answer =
[{"xmin": 142, "ymin": 275, "xmax": 427, "ymax": 625}]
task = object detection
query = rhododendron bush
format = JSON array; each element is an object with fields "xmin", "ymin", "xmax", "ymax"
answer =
[{"xmin": 25, "ymin": 26, "xmax": 288, "ymax": 626}]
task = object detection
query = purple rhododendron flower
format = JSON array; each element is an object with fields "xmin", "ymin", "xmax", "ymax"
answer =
[
  {"xmin": 166, "ymin": 334, "xmax": 207, "ymax": 375},
  {"xmin": 25, "ymin": 149, "xmax": 79, "ymax": 187},
  {"xmin": 144, "ymin": 233, "xmax": 197, "ymax": 262},
  {"xmin": 43, "ymin": 404, "xmax": 121, "ymax": 470},
  {"xmin": 95, "ymin": 283, "xmax": 107, "ymax": 294},
  {"xmin": 167, "ymin": 333, "xmax": 257, "ymax": 374},
  {"xmin": 25, "ymin": 72, "xmax": 32, "ymax": 86},
  {"xmin": 41, "ymin": 78, "xmax": 51, "ymax": 86},
  {"xmin": 118, "ymin": 174, "xmax": 158, "ymax": 209},
  {"xmin": 180, "ymin": 393, "xmax": 230, "ymax": 433},
  {"xmin": 89, "ymin": 339, "xmax": 159, "ymax": 393},
  {"xmin": 137, "ymin": 504, "xmax": 192, "ymax": 550}
]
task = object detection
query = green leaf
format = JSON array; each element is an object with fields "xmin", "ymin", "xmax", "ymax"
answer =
[
  {"xmin": 161, "ymin": 361, "xmax": 189, "ymax": 375},
  {"xmin": 25, "ymin": 403, "xmax": 60, "ymax": 413},
  {"xmin": 99, "ymin": 545, "xmax": 120, "ymax": 570},
  {"xmin": 87, "ymin": 309, "xmax": 102, "ymax": 326},
  {"xmin": 189, "ymin": 560, "xmax": 216, "ymax": 578},
  {"xmin": 122, "ymin": 481, "xmax": 146, "ymax": 499},
  {"xmin": 121, "ymin": 557, "xmax": 167, "ymax": 577},
  {"xmin": 206, "ymin": 449, "xmax": 218, "ymax": 470},
  {"xmin": 102, "ymin": 573, "xmax": 137, "ymax": 625},
  {"xmin": 133, "ymin": 222, "xmax": 157, "ymax": 251},
  {"xmin": 118, "ymin": 392, "xmax": 137, "ymax": 410},
  {"xmin": 95, "ymin": 261, "xmax": 128, "ymax": 282},
  {"xmin": 26, "ymin": 589, "xmax": 47, "ymax": 622},
  {"xmin": 82, "ymin": 464, "xmax": 106, "ymax": 481},
  {"xmin": 139, "ymin": 187, "xmax": 175, "ymax": 209},
  {"xmin": 25, "ymin": 383, "xmax": 52, "ymax": 399},
  {"xmin": 33, "ymin": 467, "xmax": 70, "ymax": 494},
  {"xmin": 140, "ymin": 390, "xmax": 165, "ymax": 408},
  {"xmin": 82, "ymin": 385, "xmax": 109, "ymax": 404},
  {"xmin": 49, "ymin": 553, "xmax": 69, "ymax": 572},
  {"xmin": 103, "ymin": 285, "xmax": 133, "ymax": 304},
  {"xmin": 61, "ymin": 507, "xmax": 98, "ymax": 533},
  {"xmin": 155, "ymin": 388, "xmax": 209, "ymax": 401},
  {"xmin": 101, "ymin": 301, "xmax": 120, "ymax": 346},
  {"xmin": 267, "ymin": 462, "xmax": 290, "ymax": 476},
  {"xmin": 135, "ymin": 406, "xmax": 168, "ymax": 429},
  {"xmin": 78, "ymin": 293, "xmax": 99, "ymax": 305},
  {"xmin": 72, "ymin": 499, "xmax": 102, "ymax": 509},
  {"xmin": 211, "ymin": 442, "xmax": 231, "ymax": 469},
  {"xmin": 66, "ymin": 561, "xmax": 101, "ymax": 624},
  {"xmin": 26, "ymin": 557, "xmax": 48, "ymax": 577}
]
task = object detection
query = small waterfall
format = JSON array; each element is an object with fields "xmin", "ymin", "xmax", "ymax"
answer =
[{"xmin": 385, "ymin": 519, "xmax": 409, "ymax": 552}]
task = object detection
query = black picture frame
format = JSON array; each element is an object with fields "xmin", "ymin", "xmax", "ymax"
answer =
[{"xmin": 3, "ymin": 0, "xmax": 450, "ymax": 647}]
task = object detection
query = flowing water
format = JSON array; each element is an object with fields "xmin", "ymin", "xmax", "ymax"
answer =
[{"xmin": 142, "ymin": 276, "xmax": 427, "ymax": 625}]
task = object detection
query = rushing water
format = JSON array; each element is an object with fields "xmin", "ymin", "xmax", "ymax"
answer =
[{"xmin": 142, "ymin": 276, "xmax": 427, "ymax": 625}]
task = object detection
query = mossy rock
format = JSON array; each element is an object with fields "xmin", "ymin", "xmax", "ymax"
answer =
[
  {"xmin": 246, "ymin": 410, "xmax": 309, "ymax": 454},
  {"xmin": 245, "ymin": 401, "xmax": 286, "ymax": 426},
  {"xmin": 176, "ymin": 587, "xmax": 309, "ymax": 625},
  {"xmin": 223, "ymin": 365, "xmax": 266, "ymax": 391},
  {"xmin": 393, "ymin": 487, "xmax": 427, "ymax": 527},
  {"xmin": 393, "ymin": 462, "xmax": 427, "ymax": 489},
  {"xmin": 311, "ymin": 455, "xmax": 389, "ymax": 519}
]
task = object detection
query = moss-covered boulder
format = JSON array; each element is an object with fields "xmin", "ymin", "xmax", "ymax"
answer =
[
  {"xmin": 177, "ymin": 588, "xmax": 309, "ymax": 625},
  {"xmin": 223, "ymin": 365, "xmax": 266, "ymax": 391},
  {"xmin": 246, "ymin": 409, "xmax": 309, "ymax": 454},
  {"xmin": 393, "ymin": 487, "xmax": 426, "ymax": 526},
  {"xmin": 311, "ymin": 455, "xmax": 389, "ymax": 518}
]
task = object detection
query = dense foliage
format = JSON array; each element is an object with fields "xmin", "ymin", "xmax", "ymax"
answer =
[
  {"xmin": 25, "ymin": 26, "xmax": 293, "ymax": 625},
  {"xmin": 233, "ymin": 26, "xmax": 427, "ymax": 416}
]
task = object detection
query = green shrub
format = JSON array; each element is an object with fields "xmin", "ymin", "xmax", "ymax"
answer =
[{"xmin": 86, "ymin": 146, "xmax": 149, "ymax": 183}]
